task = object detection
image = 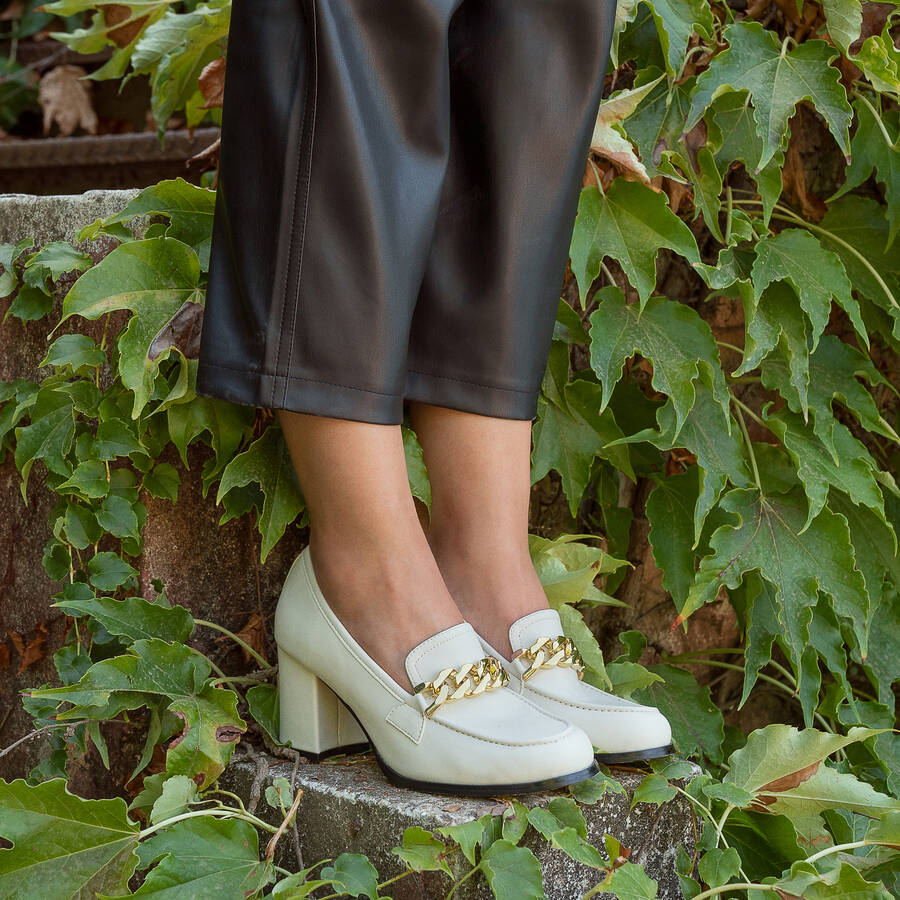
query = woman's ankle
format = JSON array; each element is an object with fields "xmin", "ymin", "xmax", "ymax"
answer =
[
  {"xmin": 426, "ymin": 536, "xmax": 550, "ymax": 658},
  {"xmin": 304, "ymin": 530, "xmax": 464, "ymax": 689}
]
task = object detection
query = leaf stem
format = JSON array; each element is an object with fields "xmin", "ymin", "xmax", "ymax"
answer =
[
  {"xmin": 446, "ymin": 863, "xmax": 482, "ymax": 899},
  {"xmin": 733, "ymin": 199, "xmax": 899, "ymax": 312},
  {"xmin": 730, "ymin": 394, "xmax": 765, "ymax": 428},
  {"xmin": 691, "ymin": 883, "xmax": 779, "ymax": 899},
  {"xmin": 805, "ymin": 838, "xmax": 875, "ymax": 864},
  {"xmin": 731, "ymin": 396, "xmax": 761, "ymax": 491},
  {"xmin": 137, "ymin": 806, "xmax": 279, "ymax": 840},
  {"xmin": 194, "ymin": 618, "xmax": 271, "ymax": 669}
]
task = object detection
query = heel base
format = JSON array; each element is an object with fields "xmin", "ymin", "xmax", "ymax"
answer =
[{"xmin": 277, "ymin": 647, "xmax": 369, "ymax": 755}]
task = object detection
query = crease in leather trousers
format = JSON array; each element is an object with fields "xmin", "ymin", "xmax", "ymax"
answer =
[{"xmin": 195, "ymin": 0, "xmax": 616, "ymax": 424}]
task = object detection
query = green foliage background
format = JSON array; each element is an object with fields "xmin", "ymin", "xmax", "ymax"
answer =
[{"xmin": 0, "ymin": 0, "xmax": 898, "ymax": 897}]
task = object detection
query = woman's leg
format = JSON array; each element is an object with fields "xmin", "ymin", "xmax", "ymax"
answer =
[
  {"xmin": 408, "ymin": 403, "xmax": 548, "ymax": 660},
  {"xmin": 277, "ymin": 409, "xmax": 463, "ymax": 689}
]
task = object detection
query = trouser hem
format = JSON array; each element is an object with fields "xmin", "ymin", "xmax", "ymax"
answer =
[
  {"xmin": 195, "ymin": 361, "xmax": 539, "ymax": 423},
  {"xmin": 403, "ymin": 369, "xmax": 538, "ymax": 421},
  {"xmin": 195, "ymin": 360, "xmax": 404, "ymax": 425}
]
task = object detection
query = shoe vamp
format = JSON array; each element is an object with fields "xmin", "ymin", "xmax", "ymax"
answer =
[
  {"xmin": 527, "ymin": 668, "xmax": 649, "ymax": 710},
  {"xmin": 430, "ymin": 687, "xmax": 569, "ymax": 745}
]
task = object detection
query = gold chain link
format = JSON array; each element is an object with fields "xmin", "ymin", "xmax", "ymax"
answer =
[
  {"xmin": 511, "ymin": 636, "xmax": 585, "ymax": 681},
  {"xmin": 413, "ymin": 656, "xmax": 509, "ymax": 718}
]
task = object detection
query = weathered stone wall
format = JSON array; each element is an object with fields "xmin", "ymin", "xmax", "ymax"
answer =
[
  {"xmin": 220, "ymin": 755, "xmax": 697, "ymax": 900},
  {"xmin": 0, "ymin": 191, "xmax": 307, "ymax": 789}
]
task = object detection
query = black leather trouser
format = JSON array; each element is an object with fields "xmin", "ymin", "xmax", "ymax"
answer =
[{"xmin": 195, "ymin": 0, "xmax": 616, "ymax": 424}]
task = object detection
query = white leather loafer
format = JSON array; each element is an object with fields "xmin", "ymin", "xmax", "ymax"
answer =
[
  {"xmin": 273, "ymin": 548, "xmax": 599, "ymax": 796},
  {"xmin": 477, "ymin": 609, "xmax": 674, "ymax": 764}
]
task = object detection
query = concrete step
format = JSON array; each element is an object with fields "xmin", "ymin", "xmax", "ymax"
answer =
[{"xmin": 220, "ymin": 751, "xmax": 697, "ymax": 899}]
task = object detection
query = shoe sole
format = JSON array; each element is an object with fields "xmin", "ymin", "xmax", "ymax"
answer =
[
  {"xmin": 594, "ymin": 744, "xmax": 675, "ymax": 764},
  {"xmin": 376, "ymin": 752, "xmax": 600, "ymax": 797},
  {"xmin": 308, "ymin": 680, "xmax": 601, "ymax": 796}
]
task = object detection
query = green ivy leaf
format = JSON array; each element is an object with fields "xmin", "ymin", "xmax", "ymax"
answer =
[
  {"xmin": 619, "ymin": 381, "xmax": 750, "ymax": 542},
  {"xmin": 141, "ymin": 461, "xmax": 181, "ymax": 501},
  {"xmin": 603, "ymin": 860, "xmax": 659, "ymax": 899},
  {"xmin": 131, "ymin": 4, "xmax": 230, "ymax": 136},
  {"xmin": 760, "ymin": 335, "xmax": 898, "ymax": 463},
  {"xmin": 86, "ymin": 550, "xmax": 138, "ymax": 591},
  {"xmin": 646, "ymin": 468, "xmax": 699, "ymax": 606},
  {"xmin": 685, "ymin": 21, "xmax": 851, "ymax": 171},
  {"xmin": 13, "ymin": 385, "xmax": 74, "ymax": 501},
  {"xmin": 570, "ymin": 181, "xmax": 699, "ymax": 307},
  {"xmin": 54, "ymin": 594, "xmax": 194, "ymax": 644},
  {"xmin": 4, "ymin": 283, "xmax": 53, "ymax": 323},
  {"xmin": 41, "ymin": 333, "xmax": 107, "ymax": 371},
  {"xmin": 147, "ymin": 774, "xmax": 197, "ymax": 825},
  {"xmin": 87, "ymin": 178, "xmax": 216, "ymax": 268},
  {"xmin": 96, "ymin": 493, "xmax": 141, "ymax": 540},
  {"xmin": 558, "ymin": 604, "xmax": 612, "ymax": 691},
  {"xmin": 721, "ymin": 809, "xmax": 805, "ymax": 882},
  {"xmin": 531, "ymin": 379, "xmax": 634, "ymax": 516},
  {"xmin": 392, "ymin": 826, "xmax": 452, "ymax": 877},
  {"xmin": 764, "ymin": 407, "xmax": 887, "ymax": 532},
  {"xmin": 830, "ymin": 98, "xmax": 899, "ymax": 245},
  {"xmin": 605, "ymin": 660, "xmax": 664, "ymax": 698},
  {"xmin": 569, "ymin": 768, "xmax": 627, "ymax": 804},
  {"xmin": 701, "ymin": 783, "xmax": 755, "ymax": 807},
  {"xmin": 589, "ymin": 287, "xmax": 729, "ymax": 446},
  {"xmin": 724, "ymin": 725, "xmax": 887, "ymax": 812},
  {"xmin": 480, "ymin": 840, "xmax": 545, "ymax": 900},
  {"xmin": 708, "ymin": 91, "xmax": 785, "ymax": 226},
  {"xmin": 319, "ymin": 852, "xmax": 379, "ymax": 900},
  {"xmin": 641, "ymin": 0, "xmax": 714, "ymax": 76},
  {"xmin": 402, "ymin": 425, "xmax": 431, "ymax": 511},
  {"xmin": 683, "ymin": 488, "xmax": 870, "ymax": 657},
  {"xmin": 25, "ymin": 241, "xmax": 93, "ymax": 282},
  {"xmin": 166, "ymin": 394, "xmax": 254, "ymax": 492},
  {"xmin": 735, "ymin": 279, "xmax": 810, "ymax": 417},
  {"xmin": 53, "ymin": 643, "xmax": 93, "ymax": 685},
  {"xmin": 56, "ymin": 237, "xmax": 201, "ymax": 418},
  {"xmin": 632, "ymin": 773, "xmax": 677, "ymax": 807},
  {"xmin": 529, "ymin": 533, "xmax": 628, "ymax": 609},
  {"xmin": 815, "ymin": 196, "xmax": 900, "ymax": 338},
  {"xmin": 63, "ymin": 502, "xmax": 101, "ymax": 549},
  {"xmin": 437, "ymin": 816, "xmax": 493, "ymax": 866},
  {"xmin": 634, "ymin": 664, "xmax": 725, "ymax": 763},
  {"xmin": 750, "ymin": 228, "xmax": 867, "ymax": 351},
  {"xmin": 57, "ymin": 458, "xmax": 109, "ymax": 500},
  {"xmin": 217, "ymin": 426, "xmax": 305, "ymax": 563},
  {"xmin": 0, "ymin": 777, "xmax": 139, "ymax": 898},
  {"xmin": 133, "ymin": 815, "xmax": 267, "ymax": 898},
  {"xmin": 245, "ymin": 683, "xmax": 279, "ymax": 745},
  {"xmin": 93, "ymin": 417, "xmax": 145, "ymax": 461},
  {"xmin": 697, "ymin": 846, "xmax": 741, "ymax": 889},
  {"xmin": 166, "ymin": 684, "xmax": 246, "ymax": 789},
  {"xmin": 32, "ymin": 639, "xmax": 244, "ymax": 789}
]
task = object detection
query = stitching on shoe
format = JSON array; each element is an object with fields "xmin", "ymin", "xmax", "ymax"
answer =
[{"xmin": 526, "ymin": 684, "xmax": 650, "ymax": 713}]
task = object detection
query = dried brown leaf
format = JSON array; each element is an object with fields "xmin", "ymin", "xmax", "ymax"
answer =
[
  {"xmin": 39, "ymin": 65, "xmax": 98, "ymax": 137},
  {"xmin": 199, "ymin": 57, "xmax": 226, "ymax": 109},
  {"xmin": 104, "ymin": 3, "xmax": 149, "ymax": 48},
  {"xmin": 8, "ymin": 622, "xmax": 47, "ymax": 674}
]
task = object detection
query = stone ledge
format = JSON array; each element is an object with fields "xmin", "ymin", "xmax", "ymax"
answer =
[{"xmin": 219, "ymin": 752, "xmax": 698, "ymax": 899}]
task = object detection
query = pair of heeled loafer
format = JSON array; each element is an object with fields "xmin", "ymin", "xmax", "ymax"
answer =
[{"xmin": 274, "ymin": 547, "xmax": 673, "ymax": 796}]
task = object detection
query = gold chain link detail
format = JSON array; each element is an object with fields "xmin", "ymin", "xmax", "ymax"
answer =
[
  {"xmin": 413, "ymin": 656, "xmax": 509, "ymax": 718},
  {"xmin": 511, "ymin": 636, "xmax": 585, "ymax": 681}
]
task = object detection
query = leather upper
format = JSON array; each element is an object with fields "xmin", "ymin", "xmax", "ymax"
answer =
[
  {"xmin": 481, "ymin": 608, "xmax": 674, "ymax": 754},
  {"xmin": 274, "ymin": 548, "xmax": 596, "ymax": 785}
]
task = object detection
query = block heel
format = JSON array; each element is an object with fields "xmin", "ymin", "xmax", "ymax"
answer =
[{"xmin": 277, "ymin": 646, "xmax": 368, "ymax": 755}]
